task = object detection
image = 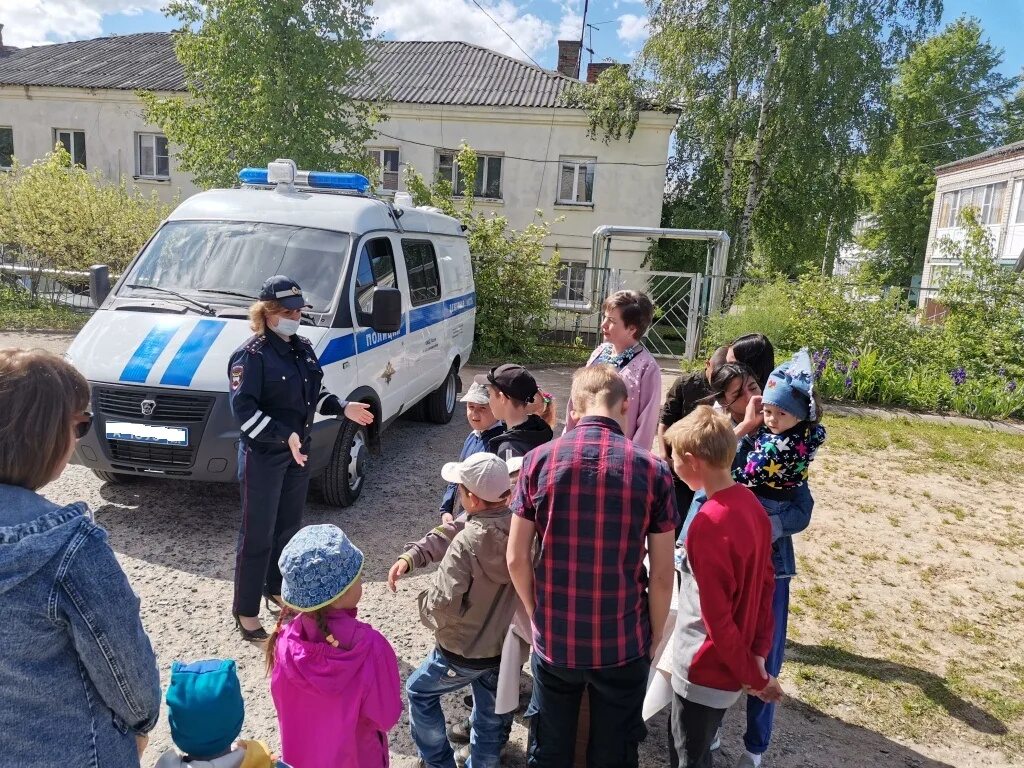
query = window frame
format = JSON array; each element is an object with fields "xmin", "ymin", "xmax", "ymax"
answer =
[
  {"xmin": 53, "ymin": 128, "xmax": 86, "ymax": 168},
  {"xmin": 435, "ymin": 150, "xmax": 503, "ymax": 199},
  {"xmin": 552, "ymin": 259, "xmax": 589, "ymax": 309},
  {"xmin": 940, "ymin": 182, "xmax": 1008, "ymax": 228},
  {"xmin": 0, "ymin": 126, "xmax": 12, "ymax": 169},
  {"xmin": 401, "ymin": 238, "xmax": 442, "ymax": 307},
  {"xmin": 557, "ymin": 156, "xmax": 596, "ymax": 205},
  {"xmin": 136, "ymin": 132, "xmax": 170, "ymax": 180},
  {"xmin": 366, "ymin": 147, "xmax": 400, "ymax": 193}
]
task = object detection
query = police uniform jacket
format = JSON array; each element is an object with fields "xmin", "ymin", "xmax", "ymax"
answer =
[{"xmin": 228, "ymin": 331, "xmax": 347, "ymax": 449}]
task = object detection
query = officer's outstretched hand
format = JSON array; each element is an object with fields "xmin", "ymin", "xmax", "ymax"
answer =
[
  {"xmin": 344, "ymin": 401, "xmax": 375, "ymax": 426},
  {"xmin": 287, "ymin": 432, "xmax": 308, "ymax": 467}
]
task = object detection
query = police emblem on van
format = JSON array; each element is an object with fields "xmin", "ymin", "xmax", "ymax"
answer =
[
  {"xmin": 140, "ymin": 399, "xmax": 157, "ymax": 416},
  {"xmin": 381, "ymin": 361, "xmax": 396, "ymax": 385}
]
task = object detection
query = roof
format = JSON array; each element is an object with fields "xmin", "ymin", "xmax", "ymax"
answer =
[
  {"xmin": 0, "ymin": 32, "xmax": 583, "ymax": 108},
  {"xmin": 935, "ymin": 139, "xmax": 1024, "ymax": 176},
  {"xmin": 169, "ymin": 187, "xmax": 464, "ymax": 237}
]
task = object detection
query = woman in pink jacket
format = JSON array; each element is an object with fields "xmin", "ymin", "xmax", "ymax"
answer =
[
  {"xmin": 564, "ymin": 289, "xmax": 662, "ymax": 449},
  {"xmin": 267, "ymin": 525, "xmax": 402, "ymax": 768}
]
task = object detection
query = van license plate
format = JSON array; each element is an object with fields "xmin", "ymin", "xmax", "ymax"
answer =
[{"xmin": 105, "ymin": 422, "xmax": 189, "ymax": 447}]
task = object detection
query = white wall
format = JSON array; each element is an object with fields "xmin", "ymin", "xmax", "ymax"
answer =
[
  {"xmin": 0, "ymin": 85, "xmax": 198, "ymax": 203},
  {"xmin": 0, "ymin": 86, "xmax": 676, "ymax": 274}
]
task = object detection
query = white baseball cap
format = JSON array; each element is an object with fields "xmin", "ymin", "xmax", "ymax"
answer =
[
  {"xmin": 441, "ymin": 452, "xmax": 511, "ymax": 502},
  {"xmin": 505, "ymin": 456, "xmax": 524, "ymax": 475},
  {"xmin": 460, "ymin": 381, "xmax": 491, "ymax": 405}
]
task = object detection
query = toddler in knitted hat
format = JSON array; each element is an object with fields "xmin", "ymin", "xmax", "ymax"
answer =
[
  {"xmin": 733, "ymin": 348, "xmax": 827, "ymax": 505},
  {"xmin": 155, "ymin": 659, "xmax": 289, "ymax": 768}
]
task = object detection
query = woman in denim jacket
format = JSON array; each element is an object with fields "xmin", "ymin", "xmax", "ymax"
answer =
[
  {"xmin": 0, "ymin": 349, "xmax": 161, "ymax": 766},
  {"xmin": 680, "ymin": 350, "xmax": 814, "ymax": 768}
]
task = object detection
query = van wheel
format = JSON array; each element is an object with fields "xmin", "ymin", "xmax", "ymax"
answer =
[
  {"xmin": 321, "ymin": 420, "xmax": 369, "ymax": 507},
  {"xmin": 424, "ymin": 364, "xmax": 458, "ymax": 424},
  {"xmin": 91, "ymin": 470, "xmax": 138, "ymax": 484}
]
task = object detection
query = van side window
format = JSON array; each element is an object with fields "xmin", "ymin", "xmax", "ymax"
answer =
[
  {"xmin": 354, "ymin": 238, "xmax": 397, "ymax": 323},
  {"xmin": 402, "ymin": 239, "xmax": 441, "ymax": 307}
]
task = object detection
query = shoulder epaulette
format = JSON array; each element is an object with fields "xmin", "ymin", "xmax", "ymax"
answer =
[
  {"xmin": 296, "ymin": 334, "xmax": 313, "ymax": 348},
  {"xmin": 244, "ymin": 334, "xmax": 268, "ymax": 354}
]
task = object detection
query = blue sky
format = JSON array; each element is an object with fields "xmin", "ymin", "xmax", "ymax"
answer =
[{"xmin": 7, "ymin": 0, "xmax": 1023, "ymax": 78}]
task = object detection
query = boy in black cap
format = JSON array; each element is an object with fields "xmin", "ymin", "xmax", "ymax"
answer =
[{"xmin": 478, "ymin": 364, "xmax": 554, "ymax": 460}]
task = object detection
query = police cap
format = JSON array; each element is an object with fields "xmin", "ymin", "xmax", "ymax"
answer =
[{"xmin": 259, "ymin": 275, "xmax": 310, "ymax": 310}]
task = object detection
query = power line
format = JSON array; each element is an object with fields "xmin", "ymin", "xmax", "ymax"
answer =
[
  {"xmin": 931, "ymin": 73, "xmax": 1024, "ymax": 112},
  {"xmin": 911, "ymin": 131, "xmax": 989, "ymax": 151},
  {"xmin": 468, "ymin": 0, "xmax": 543, "ymax": 69},
  {"xmin": 376, "ymin": 130, "xmax": 670, "ymax": 167}
]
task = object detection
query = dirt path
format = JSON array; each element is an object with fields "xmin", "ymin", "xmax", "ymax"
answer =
[{"xmin": 6, "ymin": 330, "xmax": 1017, "ymax": 766}]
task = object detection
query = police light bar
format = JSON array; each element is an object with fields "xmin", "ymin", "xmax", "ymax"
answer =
[{"xmin": 238, "ymin": 161, "xmax": 370, "ymax": 194}]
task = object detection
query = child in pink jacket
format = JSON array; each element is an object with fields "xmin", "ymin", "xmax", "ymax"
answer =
[
  {"xmin": 267, "ymin": 525, "xmax": 402, "ymax": 768},
  {"xmin": 563, "ymin": 289, "xmax": 662, "ymax": 450}
]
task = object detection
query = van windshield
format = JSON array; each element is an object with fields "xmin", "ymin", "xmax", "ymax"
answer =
[{"xmin": 119, "ymin": 220, "xmax": 350, "ymax": 313}]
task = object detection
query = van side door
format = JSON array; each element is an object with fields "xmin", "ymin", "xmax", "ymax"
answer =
[
  {"xmin": 350, "ymin": 236, "xmax": 410, "ymax": 421},
  {"xmin": 400, "ymin": 238, "xmax": 446, "ymax": 401}
]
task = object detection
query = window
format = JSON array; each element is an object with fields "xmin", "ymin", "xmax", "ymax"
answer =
[
  {"xmin": 436, "ymin": 151, "xmax": 502, "ymax": 198},
  {"xmin": 354, "ymin": 238, "xmax": 397, "ymax": 321},
  {"xmin": 939, "ymin": 182, "xmax": 1007, "ymax": 227},
  {"xmin": 558, "ymin": 157, "xmax": 595, "ymax": 204},
  {"xmin": 137, "ymin": 133, "xmax": 170, "ymax": 179},
  {"xmin": 54, "ymin": 129, "xmax": 86, "ymax": 168},
  {"xmin": 1014, "ymin": 180, "xmax": 1024, "ymax": 224},
  {"xmin": 402, "ymin": 239, "xmax": 441, "ymax": 306},
  {"xmin": 553, "ymin": 260, "xmax": 587, "ymax": 304},
  {"xmin": 367, "ymin": 148, "xmax": 400, "ymax": 192},
  {"xmin": 0, "ymin": 127, "xmax": 12, "ymax": 169}
]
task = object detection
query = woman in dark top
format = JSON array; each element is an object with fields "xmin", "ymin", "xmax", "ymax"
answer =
[
  {"xmin": 658, "ymin": 346, "xmax": 729, "ymax": 531},
  {"xmin": 728, "ymin": 332, "xmax": 775, "ymax": 391}
]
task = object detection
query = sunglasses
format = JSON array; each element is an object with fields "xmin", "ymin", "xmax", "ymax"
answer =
[{"xmin": 74, "ymin": 412, "xmax": 93, "ymax": 440}]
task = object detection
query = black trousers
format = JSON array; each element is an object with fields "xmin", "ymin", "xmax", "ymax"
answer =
[
  {"xmin": 233, "ymin": 442, "xmax": 310, "ymax": 617},
  {"xmin": 526, "ymin": 654, "xmax": 649, "ymax": 768},
  {"xmin": 668, "ymin": 693, "xmax": 727, "ymax": 768}
]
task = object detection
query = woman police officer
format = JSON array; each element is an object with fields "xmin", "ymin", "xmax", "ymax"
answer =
[{"xmin": 228, "ymin": 275, "xmax": 373, "ymax": 640}]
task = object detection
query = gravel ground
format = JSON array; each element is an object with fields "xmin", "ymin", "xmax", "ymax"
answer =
[{"xmin": 4, "ymin": 330, "xmax": 981, "ymax": 768}]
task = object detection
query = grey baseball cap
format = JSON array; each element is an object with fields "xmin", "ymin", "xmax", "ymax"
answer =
[
  {"xmin": 441, "ymin": 453, "xmax": 511, "ymax": 502},
  {"xmin": 460, "ymin": 381, "xmax": 491, "ymax": 405}
]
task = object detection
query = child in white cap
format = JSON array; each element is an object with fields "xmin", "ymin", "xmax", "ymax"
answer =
[
  {"xmin": 439, "ymin": 380, "xmax": 506, "ymax": 524},
  {"xmin": 267, "ymin": 525, "xmax": 402, "ymax": 768},
  {"xmin": 406, "ymin": 453, "xmax": 521, "ymax": 768}
]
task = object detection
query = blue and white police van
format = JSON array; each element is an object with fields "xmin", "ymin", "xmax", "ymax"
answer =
[{"xmin": 66, "ymin": 159, "xmax": 475, "ymax": 506}]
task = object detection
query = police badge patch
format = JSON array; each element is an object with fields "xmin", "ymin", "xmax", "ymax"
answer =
[{"xmin": 230, "ymin": 364, "xmax": 244, "ymax": 391}]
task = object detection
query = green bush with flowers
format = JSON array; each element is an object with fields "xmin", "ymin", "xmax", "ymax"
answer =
[{"xmin": 703, "ymin": 211, "xmax": 1024, "ymax": 420}]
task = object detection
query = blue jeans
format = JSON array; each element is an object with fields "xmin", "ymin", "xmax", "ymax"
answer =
[
  {"xmin": 744, "ymin": 577, "xmax": 790, "ymax": 755},
  {"xmin": 407, "ymin": 648, "xmax": 512, "ymax": 768}
]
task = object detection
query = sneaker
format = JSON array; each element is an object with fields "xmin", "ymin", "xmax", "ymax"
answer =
[
  {"xmin": 453, "ymin": 743, "xmax": 512, "ymax": 766},
  {"xmin": 735, "ymin": 751, "xmax": 762, "ymax": 768},
  {"xmin": 447, "ymin": 718, "xmax": 472, "ymax": 744},
  {"xmin": 710, "ymin": 727, "xmax": 721, "ymax": 751}
]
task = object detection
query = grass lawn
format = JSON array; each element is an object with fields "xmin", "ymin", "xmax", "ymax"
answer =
[
  {"xmin": 788, "ymin": 413, "xmax": 1024, "ymax": 761},
  {"xmin": 0, "ymin": 287, "xmax": 90, "ymax": 331}
]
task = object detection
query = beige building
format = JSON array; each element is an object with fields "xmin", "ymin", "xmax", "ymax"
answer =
[
  {"xmin": 922, "ymin": 140, "xmax": 1024, "ymax": 300},
  {"xmin": 0, "ymin": 33, "xmax": 676, "ymax": 292}
]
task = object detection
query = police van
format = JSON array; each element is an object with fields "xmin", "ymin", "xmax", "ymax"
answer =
[{"xmin": 66, "ymin": 159, "xmax": 475, "ymax": 506}]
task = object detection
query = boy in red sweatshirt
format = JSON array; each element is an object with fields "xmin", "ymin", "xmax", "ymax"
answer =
[{"xmin": 663, "ymin": 405, "xmax": 783, "ymax": 768}]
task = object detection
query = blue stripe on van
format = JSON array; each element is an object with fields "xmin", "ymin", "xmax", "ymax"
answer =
[
  {"xmin": 120, "ymin": 325, "xmax": 178, "ymax": 383},
  {"xmin": 317, "ymin": 291, "xmax": 475, "ymax": 367},
  {"xmin": 159, "ymin": 319, "xmax": 226, "ymax": 386}
]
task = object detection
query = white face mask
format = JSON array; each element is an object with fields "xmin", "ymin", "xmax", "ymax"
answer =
[{"xmin": 273, "ymin": 317, "xmax": 301, "ymax": 337}]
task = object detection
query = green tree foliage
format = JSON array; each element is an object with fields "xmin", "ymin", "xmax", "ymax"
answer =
[
  {"xmin": 579, "ymin": 0, "xmax": 941, "ymax": 277},
  {"xmin": 141, "ymin": 0, "xmax": 378, "ymax": 189},
  {"xmin": 857, "ymin": 17, "xmax": 1014, "ymax": 285},
  {"xmin": 405, "ymin": 145, "xmax": 561, "ymax": 358},
  {"xmin": 0, "ymin": 145, "xmax": 172, "ymax": 273}
]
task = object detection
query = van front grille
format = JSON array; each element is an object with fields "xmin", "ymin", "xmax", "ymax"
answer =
[{"xmin": 95, "ymin": 387, "xmax": 213, "ymax": 424}]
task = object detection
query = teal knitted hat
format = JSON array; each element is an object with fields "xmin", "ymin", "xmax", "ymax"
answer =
[{"xmin": 166, "ymin": 659, "xmax": 244, "ymax": 758}]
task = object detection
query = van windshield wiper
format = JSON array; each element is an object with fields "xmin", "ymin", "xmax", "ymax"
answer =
[
  {"xmin": 197, "ymin": 288, "xmax": 259, "ymax": 301},
  {"xmin": 124, "ymin": 284, "xmax": 215, "ymax": 315}
]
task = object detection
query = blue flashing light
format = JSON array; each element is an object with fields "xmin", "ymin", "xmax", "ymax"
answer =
[
  {"xmin": 237, "ymin": 166, "xmax": 370, "ymax": 194},
  {"xmin": 238, "ymin": 168, "xmax": 269, "ymax": 185},
  {"xmin": 308, "ymin": 171, "xmax": 370, "ymax": 193}
]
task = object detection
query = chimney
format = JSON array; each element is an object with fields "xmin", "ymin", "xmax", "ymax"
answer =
[
  {"xmin": 556, "ymin": 39, "xmax": 582, "ymax": 79},
  {"xmin": 587, "ymin": 62, "xmax": 616, "ymax": 84}
]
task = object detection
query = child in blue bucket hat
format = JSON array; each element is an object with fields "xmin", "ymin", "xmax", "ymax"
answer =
[
  {"xmin": 155, "ymin": 658, "xmax": 289, "ymax": 767},
  {"xmin": 266, "ymin": 525, "xmax": 402, "ymax": 768},
  {"xmin": 733, "ymin": 348, "xmax": 827, "ymax": 522}
]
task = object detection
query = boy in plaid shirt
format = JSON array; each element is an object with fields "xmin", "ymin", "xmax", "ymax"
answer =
[{"xmin": 507, "ymin": 365, "xmax": 678, "ymax": 767}]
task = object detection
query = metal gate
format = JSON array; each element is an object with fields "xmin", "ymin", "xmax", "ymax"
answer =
[{"xmin": 540, "ymin": 265, "xmax": 702, "ymax": 360}]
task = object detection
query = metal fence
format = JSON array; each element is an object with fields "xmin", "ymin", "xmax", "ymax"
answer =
[{"xmin": 0, "ymin": 246, "xmax": 100, "ymax": 312}]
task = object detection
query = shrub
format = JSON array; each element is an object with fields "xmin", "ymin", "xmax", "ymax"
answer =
[
  {"xmin": 0, "ymin": 145, "xmax": 173, "ymax": 274},
  {"xmin": 405, "ymin": 145, "xmax": 561, "ymax": 359}
]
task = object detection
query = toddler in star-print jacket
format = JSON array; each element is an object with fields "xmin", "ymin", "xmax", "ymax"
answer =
[{"xmin": 734, "ymin": 349, "xmax": 826, "ymax": 519}]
